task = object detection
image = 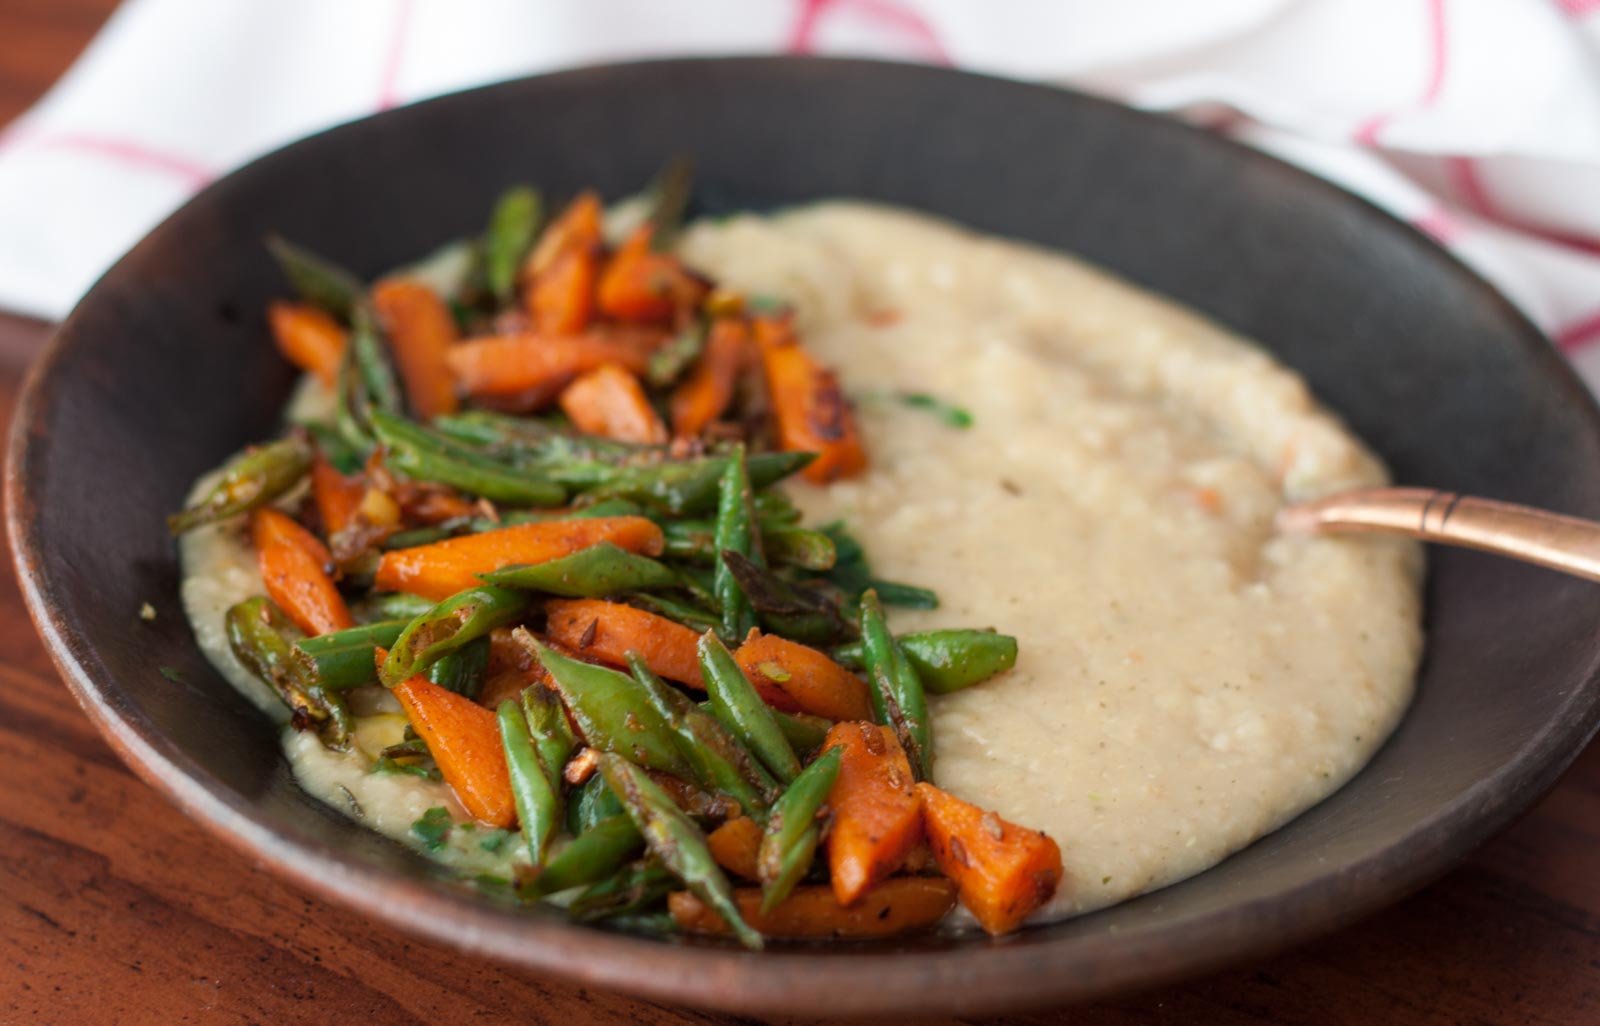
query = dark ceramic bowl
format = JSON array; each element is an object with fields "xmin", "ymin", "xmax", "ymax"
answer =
[{"xmin": 10, "ymin": 58, "xmax": 1600, "ymax": 1017}]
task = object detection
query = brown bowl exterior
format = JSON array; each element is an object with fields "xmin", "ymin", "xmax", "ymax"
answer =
[{"xmin": 9, "ymin": 58, "xmax": 1600, "ymax": 1016}]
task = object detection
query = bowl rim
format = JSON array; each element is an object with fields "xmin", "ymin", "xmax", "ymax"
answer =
[{"xmin": 9, "ymin": 56, "xmax": 1600, "ymax": 1017}]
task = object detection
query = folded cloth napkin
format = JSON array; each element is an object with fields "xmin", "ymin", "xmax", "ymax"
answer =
[{"xmin": 4, "ymin": 0, "xmax": 1600, "ymax": 387}]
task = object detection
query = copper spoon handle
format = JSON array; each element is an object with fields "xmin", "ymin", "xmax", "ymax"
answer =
[{"xmin": 1278, "ymin": 487, "xmax": 1600, "ymax": 583}]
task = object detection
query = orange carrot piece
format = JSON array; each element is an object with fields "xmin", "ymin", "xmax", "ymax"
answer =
[
  {"xmin": 821, "ymin": 722, "xmax": 923, "ymax": 906},
  {"xmin": 392, "ymin": 673, "xmax": 516, "ymax": 827},
  {"xmin": 370, "ymin": 278, "xmax": 460, "ymax": 420},
  {"xmin": 544, "ymin": 598, "xmax": 704, "ymax": 686},
  {"xmin": 756, "ymin": 318, "xmax": 867, "ymax": 484},
  {"xmin": 309, "ymin": 456, "xmax": 365, "ymax": 539},
  {"xmin": 559, "ymin": 362, "xmax": 668, "ymax": 444},
  {"xmin": 446, "ymin": 330, "xmax": 658, "ymax": 399},
  {"xmin": 734, "ymin": 632, "xmax": 873, "ymax": 722},
  {"xmin": 250, "ymin": 509, "xmax": 353, "ymax": 637},
  {"xmin": 525, "ymin": 191, "xmax": 603, "ymax": 279},
  {"xmin": 596, "ymin": 225, "xmax": 706, "ymax": 324},
  {"xmin": 707, "ymin": 816, "xmax": 763, "ymax": 880},
  {"xmin": 373, "ymin": 516, "xmax": 664, "ymax": 601},
  {"xmin": 916, "ymin": 782, "xmax": 1063, "ymax": 936},
  {"xmin": 267, "ymin": 301, "xmax": 347, "ymax": 388},
  {"xmin": 670, "ymin": 317, "xmax": 747, "ymax": 438},
  {"xmin": 528, "ymin": 246, "xmax": 598, "ymax": 335},
  {"xmin": 669, "ymin": 878, "xmax": 956, "ymax": 939}
]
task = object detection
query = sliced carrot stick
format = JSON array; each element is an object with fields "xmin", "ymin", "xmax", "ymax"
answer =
[
  {"xmin": 544, "ymin": 598, "xmax": 704, "ymax": 686},
  {"xmin": 528, "ymin": 246, "xmax": 597, "ymax": 335},
  {"xmin": 370, "ymin": 278, "xmax": 460, "ymax": 420},
  {"xmin": 268, "ymin": 301, "xmax": 347, "ymax": 388},
  {"xmin": 373, "ymin": 516, "xmax": 664, "ymax": 601},
  {"xmin": 734, "ymin": 632, "xmax": 873, "ymax": 722},
  {"xmin": 525, "ymin": 191, "xmax": 603, "ymax": 279},
  {"xmin": 707, "ymin": 816, "xmax": 763, "ymax": 880},
  {"xmin": 670, "ymin": 317, "xmax": 747, "ymax": 438},
  {"xmin": 669, "ymin": 878, "xmax": 956, "ymax": 939},
  {"xmin": 559, "ymin": 362, "xmax": 668, "ymax": 444},
  {"xmin": 915, "ymin": 782, "xmax": 1064, "ymax": 936},
  {"xmin": 596, "ymin": 225, "xmax": 706, "ymax": 324},
  {"xmin": 392, "ymin": 672, "xmax": 516, "ymax": 827},
  {"xmin": 756, "ymin": 317, "xmax": 867, "ymax": 484},
  {"xmin": 309, "ymin": 456, "xmax": 365, "ymax": 539},
  {"xmin": 250, "ymin": 508, "xmax": 353, "ymax": 636},
  {"xmin": 821, "ymin": 722, "xmax": 922, "ymax": 906},
  {"xmin": 446, "ymin": 330, "xmax": 658, "ymax": 399}
]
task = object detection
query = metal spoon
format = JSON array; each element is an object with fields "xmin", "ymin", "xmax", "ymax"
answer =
[{"xmin": 1278, "ymin": 487, "xmax": 1600, "ymax": 583}]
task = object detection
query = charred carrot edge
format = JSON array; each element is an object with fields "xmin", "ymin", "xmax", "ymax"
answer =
[
  {"xmin": 371, "ymin": 279, "xmax": 460, "ymax": 419},
  {"xmin": 391, "ymin": 670, "xmax": 516, "ymax": 827},
  {"xmin": 268, "ymin": 300, "xmax": 347, "ymax": 388},
  {"xmin": 755, "ymin": 317, "xmax": 867, "ymax": 484},
  {"xmin": 821, "ymin": 722, "xmax": 923, "ymax": 906},
  {"xmin": 445, "ymin": 330, "xmax": 658, "ymax": 400},
  {"xmin": 250, "ymin": 508, "xmax": 353, "ymax": 636},
  {"xmin": 596, "ymin": 224, "xmax": 706, "ymax": 324},
  {"xmin": 559, "ymin": 362, "xmax": 668, "ymax": 444},
  {"xmin": 915, "ymin": 782, "xmax": 1064, "ymax": 936},
  {"xmin": 544, "ymin": 598, "xmax": 704, "ymax": 686},
  {"xmin": 670, "ymin": 317, "xmax": 747, "ymax": 438},
  {"xmin": 373, "ymin": 516, "xmax": 665, "ymax": 602},
  {"xmin": 668, "ymin": 878, "xmax": 956, "ymax": 939},
  {"xmin": 735, "ymin": 632, "xmax": 874, "ymax": 722}
]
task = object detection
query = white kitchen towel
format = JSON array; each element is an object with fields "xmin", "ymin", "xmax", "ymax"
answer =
[{"xmin": 3, "ymin": 0, "xmax": 1600, "ymax": 381}]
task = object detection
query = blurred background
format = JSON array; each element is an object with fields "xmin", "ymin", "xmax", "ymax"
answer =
[{"xmin": 2, "ymin": 0, "xmax": 1600, "ymax": 387}]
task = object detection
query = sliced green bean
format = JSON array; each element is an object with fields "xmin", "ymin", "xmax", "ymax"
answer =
[
  {"xmin": 379, "ymin": 585, "xmax": 529, "ymax": 686},
  {"xmin": 481, "ymin": 543, "xmax": 678, "ymax": 597},
  {"xmin": 426, "ymin": 634, "xmax": 490, "ymax": 698},
  {"xmin": 497, "ymin": 699, "xmax": 562, "ymax": 864},
  {"xmin": 369, "ymin": 409, "xmax": 566, "ymax": 506},
  {"xmin": 712, "ymin": 445, "xmax": 761, "ymax": 642},
  {"xmin": 266, "ymin": 235, "xmax": 363, "ymax": 320},
  {"xmin": 833, "ymin": 629, "xmax": 1018, "ymax": 694},
  {"xmin": 227, "ymin": 596, "xmax": 350, "ymax": 748},
  {"xmin": 167, "ymin": 435, "xmax": 311, "ymax": 534},
  {"xmin": 646, "ymin": 318, "xmax": 705, "ymax": 388},
  {"xmin": 294, "ymin": 618, "xmax": 407, "ymax": 691},
  {"xmin": 699, "ymin": 631, "xmax": 800, "ymax": 784},
  {"xmin": 483, "ymin": 185, "xmax": 542, "ymax": 304},
  {"xmin": 758, "ymin": 747, "xmax": 841, "ymax": 913},
  {"xmin": 598, "ymin": 753, "xmax": 761, "ymax": 949},
  {"xmin": 532, "ymin": 637, "xmax": 690, "ymax": 777},
  {"xmin": 523, "ymin": 684, "xmax": 576, "ymax": 794},
  {"xmin": 628, "ymin": 592, "xmax": 721, "ymax": 634},
  {"xmin": 720, "ymin": 550, "xmax": 852, "ymax": 646},
  {"xmin": 356, "ymin": 592, "xmax": 436, "ymax": 622},
  {"xmin": 568, "ymin": 774, "xmax": 625, "ymax": 835},
  {"xmin": 351, "ymin": 305, "xmax": 403, "ymax": 415},
  {"xmin": 568, "ymin": 862, "xmax": 676, "ymax": 922},
  {"xmin": 525, "ymin": 814, "xmax": 643, "ymax": 898},
  {"xmin": 859, "ymin": 590, "xmax": 931, "ymax": 780}
]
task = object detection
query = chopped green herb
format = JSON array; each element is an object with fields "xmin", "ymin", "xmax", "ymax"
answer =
[
  {"xmin": 478, "ymin": 828, "xmax": 511, "ymax": 854},
  {"xmin": 896, "ymin": 391, "xmax": 974, "ymax": 428},
  {"xmin": 373, "ymin": 757, "xmax": 443, "ymax": 782},
  {"xmin": 411, "ymin": 806, "xmax": 454, "ymax": 851}
]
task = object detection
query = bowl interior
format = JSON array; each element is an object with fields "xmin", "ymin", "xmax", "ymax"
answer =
[{"xmin": 11, "ymin": 58, "xmax": 1600, "ymax": 1016}]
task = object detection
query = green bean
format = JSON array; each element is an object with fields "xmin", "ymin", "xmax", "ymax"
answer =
[
  {"xmin": 568, "ymin": 774, "xmax": 625, "ymax": 835},
  {"xmin": 627, "ymin": 592, "xmax": 721, "ymax": 634},
  {"xmin": 298, "ymin": 420, "xmax": 364, "ymax": 475},
  {"xmin": 523, "ymin": 684, "xmax": 577, "ymax": 794},
  {"xmin": 379, "ymin": 585, "xmax": 529, "ymax": 686},
  {"xmin": 713, "ymin": 445, "xmax": 761, "ymax": 641},
  {"xmin": 758, "ymin": 747, "xmax": 841, "ymax": 913},
  {"xmin": 369, "ymin": 409, "xmax": 566, "ymax": 506},
  {"xmin": 504, "ymin": 498, "xmax": 647, "ymax": 522},
  {"xmin": 525, "ymin": 813, "xmax": 643, "ymax": 898},
  {"xmin": 720, "ymin": 551, "xmax": 853, "ymax": 646},
  {"xmin": 582, "ymin": 451, "xmax": 813, "ymax": 516},
  {"xmin": 697, "ymin": 702, "xmax": 829, "ymax": 758},
  {"xmin": 497, "ymin": 699, "xmax": 562, "ymax": 864},
  {"xmin": 266, "ymin": 234, "xmax": 363, "ymax": 320},
  {"xmin": 351, "ymin": 305, "xmax": 403, "ymax": 415},
  {"xmin": 426, "ymin": 634, "xmax": 490, "ymax": 698},
  {"xmin": 753, "ymin": 489, "xmax": 801, "ymax": 526},
  {"xmin": 644, "ymin": 154, "xmax": 693, "ymax": 251},
  {"xmin": 531, "ymin": 636, "xmax": 690, "ymax": 777},
  {"xmin": 568, "ymin": 862, "xmax": 676, "ymax": 922},
  {"xmin": 598, "ymin": 753, "xmax": 761, "ymax": 949},
  {"xmin": 433, "ymin": 410, "xmax": 650, "ymax": 462},
  {"xmin": 356, "ymin": 592, "xmax": 435, "ymax": 622},
  {"xmin": 382, "ymin": 521, "xmax": 473, "ymax": 550},
  {"xmin": 833, "ymin": 629, "xmax": 1018, "ymax": 694},
  {"xmin": 872, "ymin": 580, "xmax": 939, "ymax": 610},
  {"xmin": 484, "ymin": 185, "xmax": 542, "ymax": 304},
  {"xmin": 333, "ymin": 340, "xmax": 376, "ymax": 454},
  {"xmin": 626, "ymin": 653, "xmax": 774, "ymax": 820},
  {"xmin": 646, "ymin": 318, "xmax": 705, "ymax": 388},
  {"xmin": 226, "ymin": 596, "xmax": 350, "ymax": 748},
  {"xmin": 294, "ymin": 618, "xmax": 407, "ymax": 691},
  {"xmin": 699, "ymin": 631, "xmax": 800, "ymax": 784},
  {"xmin": 762, "ymin": 526, "xmax": 837, "ymax": 571},
  {"xmin": 166, "ymin": 435, "xmax": 312, "ymax": 534},
  {"xmin": 859, "ymin": 590, "xmax": 931, "ymax": 780},
  {"xmin": 480, "ymin": 543, "xmax": 678, "ymax": 597}
]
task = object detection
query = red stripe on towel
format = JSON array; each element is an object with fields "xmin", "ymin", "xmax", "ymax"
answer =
[
  {"xmin": 376, "ymin": 0, "xmax": 415, "ymax": 111},
  {"xmin": 0, "ymin": 129, "xmax": 213, "ymax": 188}
]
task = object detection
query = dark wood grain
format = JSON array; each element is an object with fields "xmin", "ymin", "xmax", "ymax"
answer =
[{"xmin": 1, "ymin": 5, "xmax": 1597, "ymax": 1023}]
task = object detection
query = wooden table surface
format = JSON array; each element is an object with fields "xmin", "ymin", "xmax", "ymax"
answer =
[{"xmin": 2, "ymin": 4, "xmax": 1597, "ymax": 1024}]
